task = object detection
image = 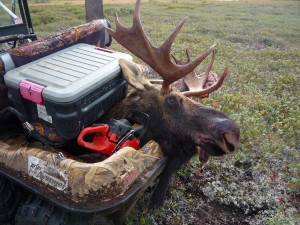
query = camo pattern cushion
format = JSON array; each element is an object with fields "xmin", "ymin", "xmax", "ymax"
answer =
[
  {"xmin": 8, "ymin": 19, "xmax": 107, "ymax": 68},
  {"xmin": 31, "ymin": 122, "xmax": 67, "ymax": 142},
  {"xmin": 0, "ymin": 134, "xmax": 163, "ymax": 202}
]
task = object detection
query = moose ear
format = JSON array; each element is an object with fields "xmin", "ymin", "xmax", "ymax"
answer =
[{"xmin": 119, "ymin": 59, "xmax": 154, "ymax": 91}]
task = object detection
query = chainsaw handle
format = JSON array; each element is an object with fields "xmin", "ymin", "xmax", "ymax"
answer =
[
  {"xmin": 130, "ymin": 111, "xmax": 149, "ymax": 138},
  {"xmin": 77, "ymin": 125, "xmax": 109, "ymax": 151}
]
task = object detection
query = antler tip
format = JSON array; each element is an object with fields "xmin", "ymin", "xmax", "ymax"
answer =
[
  {"xmin": 183, "ymin": 16, "xmax": 189, "ymax": 22},
  {"xmin": 220, "ymin": 65, "xmax": 229, "ymax": 80}
]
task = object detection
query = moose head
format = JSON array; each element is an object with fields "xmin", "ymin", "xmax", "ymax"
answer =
[{"xmin": 106, "ymin": 0, "xmax": 240, "ymax": 207}]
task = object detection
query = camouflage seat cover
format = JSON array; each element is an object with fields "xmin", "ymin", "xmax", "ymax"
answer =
[{"xmin": 0, "ymin": 134, "xmax": 163, "ymax": 202}]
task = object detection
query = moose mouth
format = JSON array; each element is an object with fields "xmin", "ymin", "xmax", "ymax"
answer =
[
  {"xmin": 196, "ymin": 134, "xmax": 225, "ymax": 156},
  {"xmin": 195, "ymin": 133, "xmax": 239, "ymax": 163}
]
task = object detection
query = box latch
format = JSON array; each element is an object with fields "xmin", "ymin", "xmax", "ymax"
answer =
[{"xmin": 20, "ymin": 80, "xmax": 45, "ymax": 105}]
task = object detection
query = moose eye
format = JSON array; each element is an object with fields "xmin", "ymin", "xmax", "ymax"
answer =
[{"xmin": 166, "ymin": 96, "xmax": 179, "ymax": 107}]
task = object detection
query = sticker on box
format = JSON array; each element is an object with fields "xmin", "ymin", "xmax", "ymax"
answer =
[{"xmin": 37, "ymin": 104, "xmax": 52, "ymax": 123}]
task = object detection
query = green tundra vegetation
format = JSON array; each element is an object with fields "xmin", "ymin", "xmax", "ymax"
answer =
[{"xmin": 19, "ymin": 0, "xmax": 300, "ymax": 224}]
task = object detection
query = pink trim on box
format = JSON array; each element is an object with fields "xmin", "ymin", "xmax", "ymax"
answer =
[{"xmin": 20, "ymin": 80, "xmax": 45, "ymax": 105}]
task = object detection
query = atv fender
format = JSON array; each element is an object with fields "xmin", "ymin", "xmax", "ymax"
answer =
[{"xmin": 0, "ymin": 134, "xmax": 166, "ymax": 214}]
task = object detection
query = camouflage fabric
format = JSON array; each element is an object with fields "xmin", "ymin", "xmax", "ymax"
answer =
[
  {"xmin": 0, "ymin": 134, "xmax": 163, "ymax": 202},
  {"xmin": 32, "ymin": 122, "xmax": 67, "ymax": 142},
  {"xmin": 9, "ymin": 19, "xmax": 108, "ymax": 67}
]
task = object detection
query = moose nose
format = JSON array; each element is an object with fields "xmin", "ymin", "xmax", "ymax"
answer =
[
  {"xmin": 214, "ymin": 118, "xmax": 240, "ymax": 153},
  {"xmin": 223, "ymin": 130, "xmax": 240, "ymax": 153}
]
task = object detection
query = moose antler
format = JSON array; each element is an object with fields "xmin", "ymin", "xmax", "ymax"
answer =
[
  {"xmin": 172, "ymin": 49, "xmax": 228, "ymax": 98},
  {"xmin": 106, "ymin": 0, "xmax": 216, "ymax": 92}
]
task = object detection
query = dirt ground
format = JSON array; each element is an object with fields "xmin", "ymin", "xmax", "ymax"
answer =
[
  {"xmin": 129, "ymin": 165, "xmax": 253, "ymax": 225},
  {"xmin": 154, "ymin": 175, "xmax": 249, "ymax": 225}
]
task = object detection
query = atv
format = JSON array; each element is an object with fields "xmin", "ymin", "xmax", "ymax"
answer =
[{"xmin": 0, "ymin": 1, "xmax": 167, "ymax": 224}]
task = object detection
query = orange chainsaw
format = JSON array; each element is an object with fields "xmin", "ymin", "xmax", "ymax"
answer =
[{"xmin": 77, "ymin": 112, "xmax": 149, "ymax": 155}]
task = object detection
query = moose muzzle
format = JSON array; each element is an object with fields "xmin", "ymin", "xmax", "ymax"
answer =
[{"xmin": 195, "ymin": 116, "xmax": 240, "ymax": 158}]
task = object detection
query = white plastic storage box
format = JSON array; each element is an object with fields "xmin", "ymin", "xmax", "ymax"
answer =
[{"xmin": 4, "ymin": 43, "xmax": 132, "ymax": 139}]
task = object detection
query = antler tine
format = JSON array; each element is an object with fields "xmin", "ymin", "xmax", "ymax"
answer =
[
  {"xmin": 183, "ymin": 67, "xmax": 228, "ymax": 98},
  {"xmin": 171, "ymin": 50, "xmax": 228, "ymax": 98},
  {"xmin": 182, "ymin": 50, "xmax": 229, "ymax": 98},
  {"xmin": 185, "ymin": 49, "xmax": 191, "ymax": 63},
  {"xmin": 183, "ymin": 50, "xmax": 216, "ymax": 92},
  {"xmin": 106, "ymin": 0, "xmax": 215, "ymax": 92}
]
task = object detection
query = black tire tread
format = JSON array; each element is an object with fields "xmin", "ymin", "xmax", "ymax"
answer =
[
  {"xmin": 15, "ymin": 195, "xmax": 113, "ymax": 225},
  {"xmin": 0, "ymin": 175, "xmax": 25, "ymax": 223}
]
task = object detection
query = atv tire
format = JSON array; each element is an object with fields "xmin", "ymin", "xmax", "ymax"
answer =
[
  {"xmin": 0, "ymin": 175, "xmax": 25, "ymax": 224},
  {"xmin": 15, "ymin": 194, "xmax": 113, "ymax": 225}
]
